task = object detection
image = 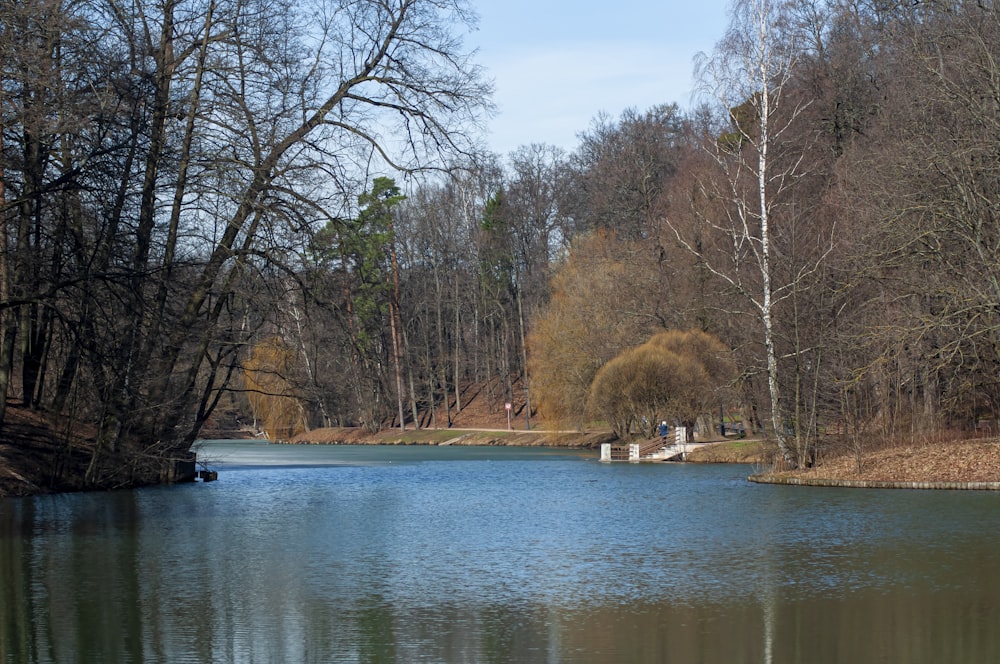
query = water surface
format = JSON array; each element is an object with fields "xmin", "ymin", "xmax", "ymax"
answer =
[{"xmin": 2, "ymin": 441, "xmax": 999, "ymax": 662}]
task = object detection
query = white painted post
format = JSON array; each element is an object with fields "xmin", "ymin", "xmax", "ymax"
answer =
[
  {"xmin": 600, "ymin": 443, "xmax": 611, "ymax": 462},
  {"xmin": 628, "ymin": 443, "xmax": 640, "ymax": 462},
  {"xmin": 675, "ymin": 426, "xmax": 688, "ymax": 460}
]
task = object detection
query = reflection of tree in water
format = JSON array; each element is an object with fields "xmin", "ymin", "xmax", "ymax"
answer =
[{"xmin": 356, "ymin": 596, "xmax": 397, "ymax": 664}]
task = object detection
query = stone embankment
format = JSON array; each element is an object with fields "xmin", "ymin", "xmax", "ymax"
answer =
[{"xmin": 748, "ymin": 476, "xmax": 1000, "ymax": 490}]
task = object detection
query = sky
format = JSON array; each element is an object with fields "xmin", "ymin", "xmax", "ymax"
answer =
[{"xmin": 467, "ymin": 0, "xmax": 733, "ymax": 156}]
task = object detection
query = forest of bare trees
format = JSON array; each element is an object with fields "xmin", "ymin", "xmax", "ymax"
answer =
[
  {"xmin": 1, "ymin": 0, "xmax": 999, "ymax": 484},
  {"xmin": 0, "ymin": 0, "xmax": 491, "ymax": 484}
]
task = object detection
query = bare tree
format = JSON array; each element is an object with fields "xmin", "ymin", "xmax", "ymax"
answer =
[
  {"xmin": 0, "ymin": 0, "xmax": 491, "ymax": 484},
  {"xmin": 838, "ymin": 1, "xmax": 1000, "ymax": 431},
  {"xmin": 563, "ymin": 105, "xmax": 685, "ymax": 241},
  {"xmin": 679, "ymin": 0, "xmax": 825, "ymax": 467}
]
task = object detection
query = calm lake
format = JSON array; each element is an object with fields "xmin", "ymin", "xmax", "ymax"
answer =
[{"xmin": 2, "ymin": 441, "xmax": 1000, "ymax": 663}]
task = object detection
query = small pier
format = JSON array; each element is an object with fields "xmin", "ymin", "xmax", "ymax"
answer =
[{"xmin": 600, "ymin": 427, "xmax": 701, "ymax": 462}]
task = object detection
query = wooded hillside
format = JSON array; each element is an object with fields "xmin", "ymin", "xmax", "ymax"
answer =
[{"xmin": 2, "ymin": 0, "xmax": 999, "ymax": 487}]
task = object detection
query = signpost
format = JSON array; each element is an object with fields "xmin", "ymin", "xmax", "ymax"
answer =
[{"xmin": 505, "ymin": 402, "xmax": 512, "ymax": 431}]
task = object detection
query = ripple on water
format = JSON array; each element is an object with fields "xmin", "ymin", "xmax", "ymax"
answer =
[{"xmin": 6, "ymin": 446, "xmax": 1000, "ymax": 663}]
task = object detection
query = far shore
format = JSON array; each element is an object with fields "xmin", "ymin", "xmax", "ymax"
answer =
[
  {"xmin": 284, "ymin": 427, "xmax": 1000, "ymax": 489},
  {"xmin": 282, "ymin": 426, "xmax": 767, "ymax": 464},
  {"xmin": 283, "ymin": 426, "xmax": 618, "ymax": 449},
  {"xmin": 6, "ymin": 415, "xmax": 998, "ymax": 497}
]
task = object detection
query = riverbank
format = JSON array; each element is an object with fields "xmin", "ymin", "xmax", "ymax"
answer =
[
  {"xmin": 0, "ymin": 406, "xmax": 195, "ymax": 498},
  {"xmin": 6, "ymin": 411, "xmax": 999, "ymax": 496},
  {"xmin": 285, "ymin": 426, "xmax": 618, "ymax": 449},
  {"xmin": 750, "ymin": 436, "xmax": 1000, "ymax": 489},
  {"xmin": 285, "ymin": 427, "xmax": 770, "ymax": 463}
]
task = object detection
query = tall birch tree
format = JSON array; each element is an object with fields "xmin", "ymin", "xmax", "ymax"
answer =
[{"xmin": 681, "ymin": 0, "xmax": 820, "ymax": 466}]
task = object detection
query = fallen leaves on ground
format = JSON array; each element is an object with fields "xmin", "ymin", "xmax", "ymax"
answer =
[{"xmin": 773, "ymin": 438, "xmax": 1000, "ymax": 483}]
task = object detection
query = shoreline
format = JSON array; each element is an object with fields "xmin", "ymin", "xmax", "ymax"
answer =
[
  {"xmin": 7, "ymin": 418, "xmax": 999, "ymax": 497},
  {"xmin": 283, "ymin": 426, "xmax": 618, "ymax": 449},
  {"xmin": 748, "ymin": 475, "xmax": 1000, "ymax": 490},
  {"xmin": 748, "ymin": 436, "xmax": 1000, "ymax": 490},
  {"xmin": 283, "ymin": 427, "xmax": 768, "ymax": 464}
]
